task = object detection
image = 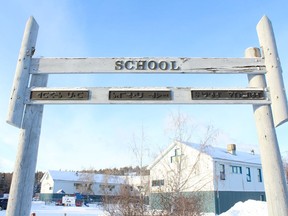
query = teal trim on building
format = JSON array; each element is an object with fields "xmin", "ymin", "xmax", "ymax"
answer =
[
  {"xmin": 40, "ymin": 193, "xmax": 103, "ymax": 203},
  {"xmin": 150, "ymin": 191, "xmax": 266, "ymax": 214},
  {"xmin": 40, "ymin": 193, "xmax": 65, "ymax": 202},
  {"xmin": 149, "ymin": 191, "xmax": 216, "ymax": 213},
  {"xmin": 214, "ymin": 191, "xmax": 266, "ymax": 214}
]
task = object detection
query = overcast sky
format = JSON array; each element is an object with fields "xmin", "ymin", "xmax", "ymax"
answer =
[{"xmin": 1, "ymin": 1, "xmax": 288, "ymax": 172}]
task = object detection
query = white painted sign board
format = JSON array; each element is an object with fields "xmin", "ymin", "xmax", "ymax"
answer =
[{"xmin": 30, "ymin": 57, "xmax": 266, "ymax": 74}]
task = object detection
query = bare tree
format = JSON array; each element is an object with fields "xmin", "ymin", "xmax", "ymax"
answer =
[
  {"xmin": 101, "ymin": 169, "xmax": 124, "ymax": 215},
  {"xmin": 102, "ymin": 171, "xmax": 151, "ymax": 216},
  {"xmin": 103, "ymin": 125, "xmax": 154, "ymax": 216},
  {"xmin": 131, "ymin": 124, "xmax": 150, "ymax": 179},
  {"xmin": 151, "ymin": 110, "xmax": 218, "ymax": 215},
  {"xmin": 165, "ymin": 109, "xmax": 197, "ymax": 143},
  {"xmin": 103, "ymin": 110, "xmax": 218, "ymax": 215},
  {"xmin": 76, "ymin": 169, "xmax": 95, "ymax": 196}
]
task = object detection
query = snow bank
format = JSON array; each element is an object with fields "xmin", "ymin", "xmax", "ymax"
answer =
[
  {"xmin": 219, "ymin": 199, "xmax": 268, "ymax": 216},
  {"xmin": 0, "ymin": 201, "xmax": 108, "ymax": 216},
  {"xmin": 0, "ymin": 200, "xmax": 268, "ymax": 216}
]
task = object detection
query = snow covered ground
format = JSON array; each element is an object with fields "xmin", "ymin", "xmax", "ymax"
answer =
[
  {"xmin": 0, "ymin": 202, "xmax": 108, "ymax": 216},
  {"xmin": 218, "ymin": 200, "xmax": 267, "ymax": 216},
  {"xmin": 0, "ymin": 199, "xmax": 267, "ymax": 216}
]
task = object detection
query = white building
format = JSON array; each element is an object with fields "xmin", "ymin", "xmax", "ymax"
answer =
[
  {"xmin": 148, "ymin": 141, "xmax": 265, "ymax": 214},
  {"xmin": 40, "ymin": 170, "xmax": 148, "ymax": 202}
]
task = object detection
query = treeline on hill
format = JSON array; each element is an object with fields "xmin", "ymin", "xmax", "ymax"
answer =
[
  {"xmin": 0, "ymin": 171, "xmax": 44, "ymax": 195},
  {"xmin": 0, "ymin": 166, "xmax": 149, "ymax": 195},
  {"xmin": 80, "ymin": 166, "xmax": 150, "ymax": 176}
]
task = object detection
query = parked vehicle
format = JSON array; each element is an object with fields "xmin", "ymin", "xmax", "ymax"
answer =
[
  {"xmin": 62, "ymin": 196, "xmax": 75, "ymax": 206},
  {"xmin": 0, "ymin": 198, "xmax": 8, "ymax": 211}
]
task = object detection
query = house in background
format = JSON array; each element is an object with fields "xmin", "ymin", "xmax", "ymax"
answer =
[
  {"xmin": 40, "ymin": 170, "xmax": 149, "ymax": 202},
  {"xmin": 148, "ymin": 141, "xmax": 265, "ymax": 214}
]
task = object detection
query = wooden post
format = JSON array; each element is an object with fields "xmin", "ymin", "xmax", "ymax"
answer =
[
  {"xmin": 256, "ymin": 16, "xmax": 288, "ymax": 127},
  {"xmin": 246, "ymin": 47, "xmax": 288, "ymax": 216},
  {"xmin": 7, "ymin": 16, "xmax": 39, "ymax": 128},
  {"xmin": 6, "ymin": 74, "xmax": 48, "ymax": 216}
]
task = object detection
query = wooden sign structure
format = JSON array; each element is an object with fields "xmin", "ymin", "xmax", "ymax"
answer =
[{"xmin": 6, "ymin": 16, "xmax": 288, "ymax": 216}]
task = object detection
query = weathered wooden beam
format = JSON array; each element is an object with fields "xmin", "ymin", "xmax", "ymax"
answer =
[
  {"xmin": 257, "ymin": 15, "xmax": 288, "ymax": 127},
  {"xmin": 7, "ymin": 17, "xmax": 39, "ymax": 128},
  {"xmin": 252, "ymin": 15, "xmax": 288, "ymax": 216},
  {"xmin": 6, "ymin": 74, "xmax": 48, "ymax": 216},
  {"xmin": 30, "ymin": 57, "xmax": 266, "ymax": 74},
  {"xmin": 26, "ymin": 87, "xmax": 270, "ymax": 105}
]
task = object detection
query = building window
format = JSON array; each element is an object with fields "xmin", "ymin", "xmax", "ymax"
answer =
[
  {"xmin": 152, "ymin": 179, "xmax": 164, "ymax": 187},
  {"xmin": 137, "ymin": 186, "xmax": 144, "ymax": 191},
  {"xmin": 246, "ymin": 167, "xmax": 251, "ymax": 182},
  {"xmin": 99, "ymin": 184, "xmax": 115, "ymax": 191},
  {"xmin": 74, "ymin": 183, "xmax": 81, "ymax": 190},
  {"xmin": 170, "ymin": 148, "xmax": 183, "ymax": 163},
  {"xmin": 124, "ymin": 185, "xmax": 133, "ymax": 191},
  {"xmin": 231, "ymin": 165, "xmax": 242, "ymax": 174},
  {"xmin": 260, "ymin": 194, "xmax": 265, "ymax": 201},
  {"xmin": 257, "ymin": 168, "xmax": 262, "ymax": 182},
  {"xmin": 175, "ymin": 148, "xmax": 181, "ymax": 156},
  {"xmin": 220, "ymin": 164, "xmax": 225, "ymax": 180}
]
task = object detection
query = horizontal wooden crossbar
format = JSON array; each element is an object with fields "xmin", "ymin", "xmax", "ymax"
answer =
[
  {"xmin": 26, "ymin": 87, "xmax": 270, "ymax": 105},
  {"xmin": 30, "ymin": 57, "xmax": 266, "ymax": 74}
]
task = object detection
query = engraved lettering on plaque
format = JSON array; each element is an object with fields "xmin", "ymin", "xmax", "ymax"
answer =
[
  {"xmin": 191, "ymin": 90, "xmax": 265, "ymax": 100},
  {"xmin": 30, "ymin": 90, "xmax": 90, "ymax": 100},
  {"xmin": 109, "ymin": 90, "xmax": 171, "ymax": 100}
]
